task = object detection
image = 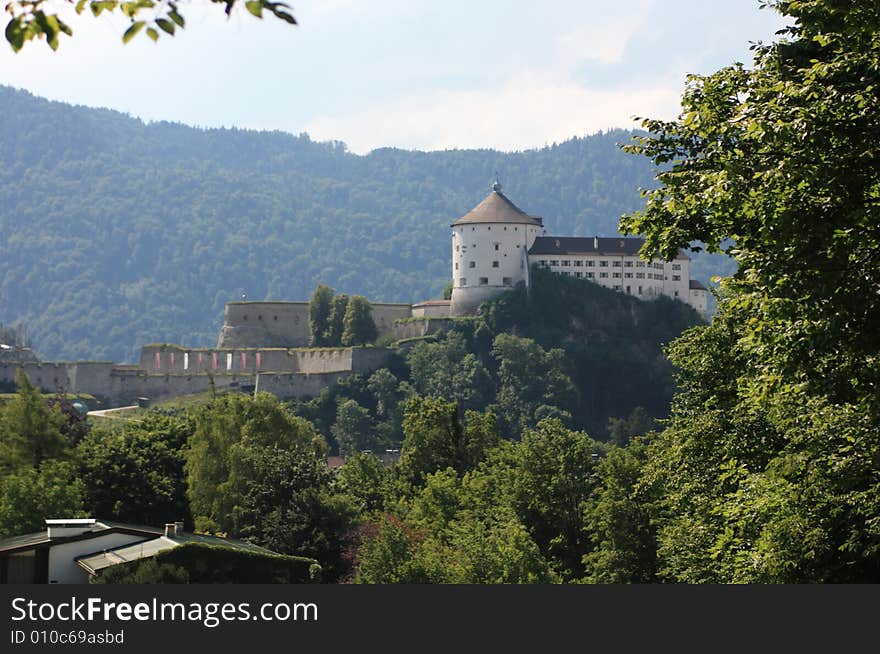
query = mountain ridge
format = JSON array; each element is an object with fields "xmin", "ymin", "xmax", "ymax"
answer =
[{"xmin": 0, "ymin": 85, "xmax": 734, "ymax": 362}]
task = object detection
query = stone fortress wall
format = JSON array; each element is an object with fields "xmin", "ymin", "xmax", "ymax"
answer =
[
  {"xmin": 0, "ymin": 300, "xmax": 429, "ymax": 407},
  {"xmin": 217, "ymin": 301, "xmax": 413, "ymax": 349},
  {"xmin": 0, "ymin": 345, "xmax": 395, "ymax": 406}
]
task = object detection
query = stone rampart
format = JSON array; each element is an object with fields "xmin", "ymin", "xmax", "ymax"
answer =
[{"xmin": 216, "ymin": 301, "xmax": 413, "ymax": 349}]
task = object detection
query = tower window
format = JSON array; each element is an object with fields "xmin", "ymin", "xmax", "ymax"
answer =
[
  {"xmin": 460, "ymin": 278, "xmax": 467, "ymax": 286},
  {"xmin": 502, "ymin": 277, "xmax": 512, "ymax": 285},
  {"xmin": 492, "ymin": 261, "xmax": 499, "ymax": 268},
  {"xmin": 494, "ymin": 243, "xmax": 500, "ymax": 251},
  {"xmin": 469, "ymin": 261, "xmax": 476, "ymax": 268},
  {"xmin": 479, "ymin": 277, "xmax": 489, "ymax": 285},
  {"xmin": 455, "ymin": 262, "xmax": 459, "ymax": 270}
]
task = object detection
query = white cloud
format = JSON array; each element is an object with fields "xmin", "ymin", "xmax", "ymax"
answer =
[
  {"xmin": 555, "ymin": 12, "xmax": 648, "ymax": 66},
  {"xmin": 303, "ymin": 68, "xmax": 681, "ymax": 154}
]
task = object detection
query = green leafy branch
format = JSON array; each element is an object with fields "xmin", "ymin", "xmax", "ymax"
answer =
[{"xmin": 4, "ymin": 0, "xmax": 296, "ymax": 52}]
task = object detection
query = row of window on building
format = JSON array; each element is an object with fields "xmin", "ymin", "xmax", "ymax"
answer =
[
  {"xmin": 458, "ymin": 277, "xmax": 514, "ymax": 287},
  {"xmin": 556, "ymin": 271, "xmax": 672, "ymax": 280},
  {"xmin": 537, "ymin": 259, "xmax": 680, "ymax": 270},
  {"xmin": 455, "ymin": 243, "xmax": 517, "ymax": 252}
]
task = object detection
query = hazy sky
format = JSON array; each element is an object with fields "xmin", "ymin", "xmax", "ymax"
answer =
[{"xmin": 0, "ymin": 1, "xmax": 788, "ymax": 153}]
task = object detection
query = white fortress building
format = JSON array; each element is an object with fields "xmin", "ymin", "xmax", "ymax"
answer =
[{"xmin": 449, "ymin": 182, "xmax": 708, "ymax": 318}]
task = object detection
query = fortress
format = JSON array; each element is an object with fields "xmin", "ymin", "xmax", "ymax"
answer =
[{"xmin": 1, "ymin": 184, "xmax": 707, "ymax": 406}]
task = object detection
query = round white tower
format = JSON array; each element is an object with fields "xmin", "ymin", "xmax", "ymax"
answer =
[{"xmin": 450, "ymin": 182, "xmax": 543, "ymax": 316}]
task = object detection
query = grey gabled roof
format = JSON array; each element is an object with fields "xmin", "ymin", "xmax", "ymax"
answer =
[
  {"xmin": 529, "ymin": 236, "xmax": 690, "ymax": 260},
  {"xmin": 452, "ymin": 189, "xmax": 543, "ymax": 227}
]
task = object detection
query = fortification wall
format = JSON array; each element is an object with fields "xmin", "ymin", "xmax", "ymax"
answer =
[
  {"xmin": 138, "ymin": 344, "xmax": 385, "ymax": 375},
  {"xmin": 370, "ymin": 303, "xmax": 414, "ymax": 333},
  {"xmin": 391, "ymin": 318, "xmax": 456, "ymax": 341},
  {"xmin": 0, "ymin": 362, "xmax": 118, "ymax": 398},
  {"xmin": 217, "ymin": 302, "xmax": 310, "ymax": 349},
  {"xmin": 67, "ymin": 362, "xmax": 116, "ymax": 395},
  {"xmin": 0, "ymin": 362, "xmax": 73, "ymax": 393},
  {"xmin": 216, "ymin": 301, "xmax": 413, "ymax": 349},
  {"xmin": 255, "ymin": 372, "xmax": 349, "ymax": 399}
]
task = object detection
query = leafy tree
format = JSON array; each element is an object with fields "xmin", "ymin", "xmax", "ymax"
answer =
[
  {"xmin": 617, "ymin": 0, "xmax": 880, "ymax": 582},
  {"xmin": 582, "ymin": 438, "xmax": 658, "ymax": 583},
  {"xmin": 341, "ymin": 295, "xmax": 377, "ymax": 346},
  {"xmin": 331, "ymin": 398, "xmax": 377, "ymax": 456},
  {"xmin": 5, "ymin": 0, "xmax": 297, "ymax": 53},
  {"xmin": 185, "ymin": 392, "xmax": 325, "ymax": 533},
  {"xmin": 353, "ymin": 515, "xmax": 454, "ymax": 584},
  {"xmin": 606, "ymin": 406, "xmax": 656, "ymax": 447},
  {"xmin": 491, "ymin": 333, "xmax": 578, "ymax": 438},
  {"xmin": 0, "ymin": 460, "xmax": 85, "ymax": 537},
  {"xmin": 334, "ymin": 451, "xmax": 393, "ymax": 515},
  {"xmin": 325, "ymin": 293, "xmax": 349, "ymax": 347},
  {"xmin": 0, "ymin": 370, "xmax": 69, "ymax": 474},
  {"xmin": 77, "ymin": 413, "xmax": 192, "ymax": 526},
  {"xmin": 398, "ymin": 396, "xmax": 499, "ymax": 485},
  {"xmin": 308, "ymin": 284, "xmax": 335, "ymax": 347},
  {"xmin": 407, "ymin": 331, "xmax": 495, "ymax": 410},
  {"xmin": 621, "ymin": 0, "xmax": 880, "ymax": 411},
  {"xmin": 232, "ymin": 446, "xmax": 355, "ymax": 581},
  {"xmin": 503, "ymin": 419, "xmax": 604, "ymax": 580},
  {"xmin": 184, "ymin": 392, "xmax": 353, "ymax": 579}
]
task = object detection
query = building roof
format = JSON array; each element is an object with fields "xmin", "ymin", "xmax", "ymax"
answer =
[
  {"xmin": 411, "ymin": 300, "xmax": 451, "ymax": 308},
  {"xmin": 452, "ymin": 184, "xmax": 543, "ymax": 227},
  {"xmin": 0, "ymin": 530, "xmax": 51, "ymax": 552},
  {"xmin": 689, "ymin": 279, "xmax": 708, "ymax": 290},
  {"xmin": 75, "ymin": 532, "xmax": 276, "ymax": 575},
  {"xmin": 529, "ymin": 236, "xmax": 689, "ymax": 259},
  {"xmin": 0, "ymin": 519, "xmax": 162, "ymax": 555}
]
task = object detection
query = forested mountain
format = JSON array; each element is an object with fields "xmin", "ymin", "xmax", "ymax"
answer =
[{"xmin": 0, "ymin": 85, "xmax": 733, "ymax": 362}]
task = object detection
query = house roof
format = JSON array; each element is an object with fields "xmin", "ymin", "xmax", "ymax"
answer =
[
  {"xmin": 0, "ymin": 530, "xmax": 51, "ymax": 552},
  {"xmin": 75, "ymin": 532, "xmax": 276, "ymax": 575},
  {"xmin": 689, "ymin": 279, "xmax": 708, "ymax": 290},
  {"xmin": 0, "ymin": 520, "xmax": 162, "ymax": 555},
  {"xmin": 529, "ymin": 236, "xmax": 689, "ymax": 259},
  {"xmin": 452, "ymin": 185, "xmax": 543, "ymax": 227},
  {"xmin": 412, "ymin": 300, "xmax": 451, "ymax": 308}
]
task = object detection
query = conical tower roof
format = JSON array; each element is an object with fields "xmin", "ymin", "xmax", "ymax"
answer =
[{"xmin": 451, "ymin": 182, "xmax": 543, "ymax": 227}]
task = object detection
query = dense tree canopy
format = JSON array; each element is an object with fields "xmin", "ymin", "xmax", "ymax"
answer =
[{"xmin": 613, "ymin": 0, "xmax": 880, "ymax": 582}]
